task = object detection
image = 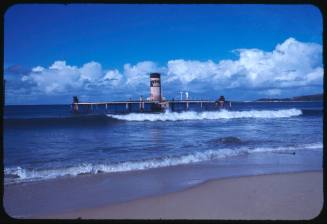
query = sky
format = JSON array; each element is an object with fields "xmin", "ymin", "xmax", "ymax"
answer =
[{"xmin": 4, "ymin": 4, "xmax": 323, "ymax": 104}]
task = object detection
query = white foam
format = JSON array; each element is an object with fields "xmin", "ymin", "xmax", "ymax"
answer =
[
  {"xmin": 107, "ymin": 109, "xmax": 302, "ymax": 121},
  {"xmin": 4, "ymin": 148, "xmax": 240, "ymax": 183},
  {"xmin": 5, "ymin": 142, "xmax": 321, "ymax": 184},
  {"xmin": 303, "ymin": 142, "xmax": 323, "ymax": 150},
  {"xmin": 249, "ymin": 142, "xmax": 323, "ymax": 153}
]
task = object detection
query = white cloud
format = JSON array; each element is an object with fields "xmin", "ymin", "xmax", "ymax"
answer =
[
  {"xmin": 32, "ymin": 66, "xmax": 45, "ymax": 72},
  {"xmin": 22, "ymin": 61, "xmax": 81, "ymax": 94},
  {"xmin": 124, "ymin": 61, "xmax": 161, "ymax": 86},
  {"xmin": 18, "ymin": 38, "xmax": 322, "ymax": 99},
  {"xmin": 21, "ymin": 61, "xmax": 112, "ymax": 94},
  {"xmin": 79, "ymin": 61, "xmax": 103, "ymax": 81},
  {"xmin": 167, "ymin": 59, "xmax": 218, "ymax": 84},
  {"xmin": 103, "ymin": 69, "xmax": 123, "ymax": 86},
  {"xmin": 166, "ymin": 37, "xmax": 323, "ymax": 91}
]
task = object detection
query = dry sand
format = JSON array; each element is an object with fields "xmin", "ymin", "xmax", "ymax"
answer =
[{"xmin": 48, "ymin": 171, "xmax": 323, "ymax": 220}]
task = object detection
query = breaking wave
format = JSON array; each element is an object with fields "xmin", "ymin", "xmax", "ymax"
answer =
[
  {"xmin": 5, "ymin": 142, "xmax": 322, "ymax": 184},
  {"xmin": 107, "ymin": 109, "xmax": 302, "ymax": 121}
]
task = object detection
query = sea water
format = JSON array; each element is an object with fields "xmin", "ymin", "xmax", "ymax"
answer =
[{"xmin": 3, "ymin": 101, "xmax": 323, "ymax": 184}]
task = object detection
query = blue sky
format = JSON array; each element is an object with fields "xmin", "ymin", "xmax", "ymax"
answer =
[{"xmin": 4, "ymin": 4, "xmax": 323, "ymax": 104}]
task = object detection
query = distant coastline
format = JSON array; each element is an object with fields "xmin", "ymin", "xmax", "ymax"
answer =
[{"xmin": 255, "ymin": 93, "xmax": 323, "ymax": 102}]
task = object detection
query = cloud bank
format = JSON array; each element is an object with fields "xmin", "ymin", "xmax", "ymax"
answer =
[
  {"xmin": 5, "ymin": 37, "xmax": 323, "ymax": 103},
  {"xmin": 166, "ymin": 37, "xmax": 322, "ymax": 90}
]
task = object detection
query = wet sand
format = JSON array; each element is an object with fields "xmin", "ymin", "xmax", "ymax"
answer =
[{"xmin": 49, "ymin": 171, "xmax": 323, "ymax": 220}]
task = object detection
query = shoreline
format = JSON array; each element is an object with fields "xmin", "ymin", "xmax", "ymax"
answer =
[
  {"xmin": 4, "ymin": 150, "xmax": 323, "ymax": 219},
  {"xmin": 4, "ymin": 148, "xmax": 323, "ymax": 219},
  {"xmin": 44, "ymin": 171, "xmax": 323, "ymax": 220},
  {"xmin": 5, "ymin": 146, "xmax": 323, "ymax": 187}
]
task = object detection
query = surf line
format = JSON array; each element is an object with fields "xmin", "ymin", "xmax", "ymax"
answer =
[{"xmin": 106, "ymin": 109, "xmax": 302, "ymax": 121}]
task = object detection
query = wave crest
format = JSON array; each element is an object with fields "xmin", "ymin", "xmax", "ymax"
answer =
[
  {"xmin": 107, "ymin": 109, "xmax": 302, "ymax": 121},
  {"xmin": 5, "ymin": 142, "xmax": 321, "ymax": 184}
]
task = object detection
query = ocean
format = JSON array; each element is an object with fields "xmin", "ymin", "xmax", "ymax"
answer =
[
  {"xmin": 4, "ymin": 101, "xmax": 323, "ymax": 185},
  {"xmin": 3, "ymin": 101, "xmax": 324, "ymax": 216}
]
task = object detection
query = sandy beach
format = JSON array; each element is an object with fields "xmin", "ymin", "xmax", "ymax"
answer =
[{"xmin": 47, "ymin": 171, "xmax": 323, "ymax": 220}]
